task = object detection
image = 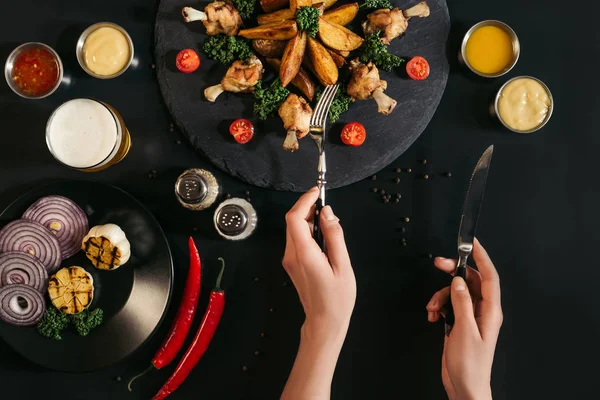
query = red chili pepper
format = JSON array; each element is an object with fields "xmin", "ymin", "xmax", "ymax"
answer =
[
  {"xmin": 127, "ymin": 237, "xmax": 202, "ymax": 392},
  {"xmin": 152, "ymin": 258, "xmax": 226, "ymax": 400}
]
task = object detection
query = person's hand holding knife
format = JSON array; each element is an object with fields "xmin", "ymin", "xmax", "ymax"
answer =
[{"xmin": 427, "ymin": 239, "xmax": 503, "ymax": 400}]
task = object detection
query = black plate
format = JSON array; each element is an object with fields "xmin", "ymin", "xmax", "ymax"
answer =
[
  {"xmin": 155, "ymin": 0, "xmax": 450, "ymax": 191},
  {"xmin": 0, "ymin": 181, "xmax": 173, "ymax": 372}
]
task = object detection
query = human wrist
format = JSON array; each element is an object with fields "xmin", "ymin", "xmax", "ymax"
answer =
[
  {"xmin": 301, "ymin": 317, "xmax": 349, "ymax": 349},
  {"xmin": 455, "ymin": 386, "xmax": 492, "ymax": 400}
]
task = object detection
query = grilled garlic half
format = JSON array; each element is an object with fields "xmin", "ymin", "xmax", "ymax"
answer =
[{"xmin": 82, "ymin": 224, "xmax": 131, "ymax": 270}]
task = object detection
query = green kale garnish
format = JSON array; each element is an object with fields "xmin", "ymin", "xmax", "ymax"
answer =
[
  {"xmin": 296, "ymin": 6, "xmax": 320, "ymax": 38},
  {"xmin": 359, "ymin": 0, "xmax": 393, "ymax": 10},
  {"xmin": 360, "ymin": 31, "xmax": 404, "ymax": 72},
  {"xmin": 37, "ymin": 307, "xmax": 70, "ymax": 340},
  {"xmin": 70, "ymin": 308, "xmax": 104, "ymax": 337},
  {"xmin": 232, "ymin": 0, "xmax": 258, "ymax": 20},
  {"xmin": 202, "ymin": 35, "xmax": 254, "ymax": 65},
  {"xmin": 253, "ymin": 79, "xmax": 290, "ymax": 120},
  {"xmin": 37, "ymin": 307, "xmax": 104, "ymax": 340}
]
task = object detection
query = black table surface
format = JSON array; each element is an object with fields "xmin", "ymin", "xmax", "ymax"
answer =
[{"xmin": 0, "ymin": 0, "xmax": 597, "ymax": 399}]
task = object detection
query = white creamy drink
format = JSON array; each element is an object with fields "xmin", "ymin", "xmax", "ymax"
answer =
[{"xmin": 46, "ymin": 99, "xmax": 118, "ymax": 168}]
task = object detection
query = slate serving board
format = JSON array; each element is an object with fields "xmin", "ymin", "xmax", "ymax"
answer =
[{"xmin": 155, "ymin": 0, "xmax": 450, "ymax": 191}]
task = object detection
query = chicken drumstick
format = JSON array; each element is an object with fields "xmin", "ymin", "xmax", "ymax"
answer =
[
  {"xmin": 278, "ymin": 93, "xmax": 313, "ymax": 152},
  {"xmin": 362, "ymin": 1, "xmax": 430, "ymax": 44},
  {"xmin": 204, "ymin": 56, "xmax": 264, "ymax": 102},
  {"xmin": 347, "ymin": 59, "xmax": 397, "ymax": 115},
  {"xmin": 182, "ymin": 1, "xmax": 243, "ymax": 36}
]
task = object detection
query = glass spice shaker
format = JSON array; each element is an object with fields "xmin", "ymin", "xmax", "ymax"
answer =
[
  {"xmin": 213, "ymin": 198, "xmax": 257, "ymax": 241},
  {"xmin": 175, "ymin": 168, "xmax": 220, "ymax": 211}
]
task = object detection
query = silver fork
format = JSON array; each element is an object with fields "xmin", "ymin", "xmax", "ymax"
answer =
[{"xmin": 309, "ymin": 84, "xmax": 339, "ymax": 251}]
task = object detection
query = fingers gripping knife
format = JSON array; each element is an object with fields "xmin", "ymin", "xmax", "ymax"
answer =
[
  {"xmin": 309, "ymin": 84, "xmax": 339, "ymax": 251},
  {"xmin": 445, "ymin": 145, "xmax": 494, "ymax": 336}
]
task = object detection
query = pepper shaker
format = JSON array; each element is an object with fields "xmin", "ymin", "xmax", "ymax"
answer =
[
  {"xmin": 214, "ymin": 198, "xmax": 257, "ymax": 240},
  {"xmin": 175, "ymin": 168, "xmax": 220, "ymax": 211}
]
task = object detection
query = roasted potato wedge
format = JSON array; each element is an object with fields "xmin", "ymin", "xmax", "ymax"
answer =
[
  {"xmin": 280, "ymin": 32, "xmax": 307, "ymax": 87},
  {"xmin": 267, "ymin": 58, "xmax": 316, "ymax": 100},
  {"xmin": 326, "ymin": 48, "xmax": 345, "ymax": 68},
  {"xmin": 306, "ymin": 37, "xmax": 338, "ymax": 85},
  {"xmin": 260, "ymin": 0, "xmax": 289, "ymax": 13},
  {"xmin": 239, "ymin": 20, "xmax": 298, "ymax": 40},
  {"xmin": 257, "ymin": 8, "xmax": 295, "ymax": 25},
  {"xmin": 318, "ymin": 17, "xmax": 363, "ymax": 51},
  {"xmin": 252, "ymin": 39, "xmax": 288, "ymax": 57},
  {"xmin": 290, "ymin": 0, "xmax": 312, "ymax": 12},
  {"xmin": 323, "ymin": 3, "xmax": 359, "ymax": 26},
  {"xmin": 322, "ymin": 0, "xmax": 338, "ymax": 10},
  {"xmin": 336, "ymin": 49, "xmax": 350, "ymax": 57}
]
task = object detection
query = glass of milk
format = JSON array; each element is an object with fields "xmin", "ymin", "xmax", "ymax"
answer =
[{"xmin": 46, "ymin": 98, "xmax": 131, "ymax": 171}]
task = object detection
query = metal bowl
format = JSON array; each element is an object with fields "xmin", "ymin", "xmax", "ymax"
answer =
[
  {"xmin": 493, "ymin": 76, "xmax": 554, "ymax": 134},
  {"xmin": 76, "ymin": 22, "xmax": 134, "ymax": 79},
  {"xmin": 4, "ymin": 42, "xmax": 63, "ymax": 99},
  {"xmin": 460, "ymin": 20, "xmax": 520, "ymax": 78}
]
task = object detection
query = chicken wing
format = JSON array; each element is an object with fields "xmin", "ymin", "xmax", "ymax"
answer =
[
  {"xmin": 183, "ymin": 1, "xmax": 243, "ymax": 36},
  {"xmin": 278, "ymin": 93, "xmax": 313, "ymax": 152},
  {"xmin": 362, "ymin": 2, "xmax": 430, "ymax": 44},
  {"xmin": 347, "ymin": 58, "xmax": 397, "ymax": 115},
  {"xmin": 204, "ymin": 56, "xmax": 264, "ymax": 102}
]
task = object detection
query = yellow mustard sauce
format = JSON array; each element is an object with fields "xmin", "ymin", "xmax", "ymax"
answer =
[
  {"xmin": 498, "ymin": 78, "xmax": 551, "ymax": 132},
  {"xmin": 83, "ymin": 27, "xmax": 130, "ymax": 76},
  {"xmin": 465, "ymin": 26, "xmax": 514, "ymax": 75}
]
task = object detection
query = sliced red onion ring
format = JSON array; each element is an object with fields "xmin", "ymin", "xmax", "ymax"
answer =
[
  {"xmin": 0, "ymin": 252, "xmax": 48, "ymax": 293},
  {"xmin": 23, "ymin": 195, "xmax": 88, "ymax": 259},
  {"xmin": 0, "ymin": 220, "xmax": 62, "ymax": 273},
  {"xmin": 0, "ymin": 284, "xmax": 46, "ymax": 326}
]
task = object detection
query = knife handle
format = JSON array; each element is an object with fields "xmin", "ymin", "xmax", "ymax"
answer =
[{"xmin": 444, "ymin": 255, "xmax": 469, "ymax": 336}]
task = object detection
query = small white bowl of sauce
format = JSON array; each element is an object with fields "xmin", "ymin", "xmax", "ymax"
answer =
[
  {"xmin": 76, "ymin": 22, "xmax": 134, "ymax": 79},
  {"xmin": 494, "ymin": 76, "xmax": 553, "ymax": 134}
]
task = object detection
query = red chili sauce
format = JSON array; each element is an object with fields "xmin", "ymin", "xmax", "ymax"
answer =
[{"xmin": 11, "ymin": 47, "xmax": 60, "ymax": 96}]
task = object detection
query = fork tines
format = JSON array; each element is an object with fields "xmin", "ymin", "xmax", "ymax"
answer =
[{"xmin": 310, "ymin": 84, "xmax": 339, "ymax": 131}]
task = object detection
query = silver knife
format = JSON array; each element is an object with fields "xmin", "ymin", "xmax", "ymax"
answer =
[{"xmin": 445, "ymin": 145, "xmax": 494, "ymax": 336}]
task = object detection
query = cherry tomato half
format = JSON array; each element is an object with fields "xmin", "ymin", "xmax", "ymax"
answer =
[
  {"xmin": 341, "ymin": 122, "xmax": 366, "ymax": 147},
  {"xmin": 176, "ymin": 49, "xmax": 200, "ymax": 74},
  {"xmin": 406, "ymin": 56, "xmax": 430, "ymax": 80},
  {"xmin": 229, "ymin": 119, "xmax": 255, "ymax": 144}
]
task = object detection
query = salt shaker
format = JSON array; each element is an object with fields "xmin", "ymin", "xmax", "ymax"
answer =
[
  {"xmin": 214, "ymin": 198, "xmax": 257, "ymax": 240},
  {"xmin": 175, "ymin": 169, "xmax": 220, "ymax": 211}
]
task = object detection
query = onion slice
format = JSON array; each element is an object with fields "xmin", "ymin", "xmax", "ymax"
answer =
[
  {"xmin": 23, "ymin": 195, "xmax": 88, "ymax": 259},
  {"xmin": 0, "ymin": 220, "xmax": 62, "ymax": 273},
  {"xmin": 0, "ymin": 252, "xmax": 48, "ymax": 293},
  {"xmin": 0, "ymin": 284, "xmax": 46, "ymax": 326}
]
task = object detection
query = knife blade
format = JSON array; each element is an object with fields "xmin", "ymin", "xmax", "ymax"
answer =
[{"xmin": 445, "ymin": 145, "xmax": 494, "ymax": 336}]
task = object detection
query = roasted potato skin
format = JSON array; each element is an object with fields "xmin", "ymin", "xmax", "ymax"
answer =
[
  {"xmin": 267, "ymin": 58, "xmax": 316, "ymax": 100},
  {"xmin": 238, "ymin": 20, "xmax": 298, "ymax": 40},
  {"xmin": 280, "ymin": 32, "xmax": 308, "ymax": 87},
  {"xmin": 317, "ymin": 17, "xmax": 364, "ymax": 51},
  {"xmin": 306, "ymin": 37, "xmax": 338, "ymax": 86},
  {"xmin": 257, "ymin": 8, "xmax": 295, "ymax": 25},
  {"xmin": 322, "ymin": 3, "xmax": 359, "ymax": 26},
  {"xmin": 290, "ymin": 0, "xmax": 312, "ymax": 12},
  {"xmin": 252, "ymin": 39, "xmax": 288, "ymax": 57},
  {"xmin": 260, "ymin": 0, "xmax": 289, "ymax": 13},
  {"xmin": 326, "ymin": 48, "xmax": 346, "ymax": 68}
]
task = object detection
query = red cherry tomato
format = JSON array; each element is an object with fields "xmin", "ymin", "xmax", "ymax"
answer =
[
  {"xmin": 229, "ymin": 119, "xmax": 254, "ymax": 144},
  {"xmin": 176, "ymin": 49, "xmax": 200, "ymax": 74},
  {"xmin": 341, "ymin": 122, "xmax": 366, "ymax": 147},
  {"xmin": 406, "ymin": 56, "xmax": 430, "ymax": 80}
]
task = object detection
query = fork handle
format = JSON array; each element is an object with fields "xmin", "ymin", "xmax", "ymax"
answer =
[{"xmin": 313, "ymin": 197, "xmax": 325, "ymax": 251}]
